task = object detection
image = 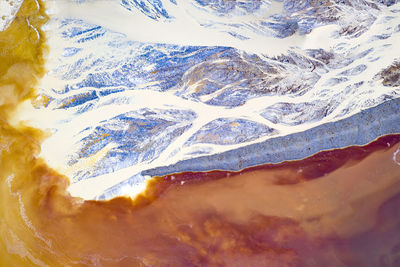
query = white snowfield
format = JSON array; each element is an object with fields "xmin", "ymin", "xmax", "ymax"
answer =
[{"xmin": 8, "ymin": 0, "xmax": 400, "ymax": 199}]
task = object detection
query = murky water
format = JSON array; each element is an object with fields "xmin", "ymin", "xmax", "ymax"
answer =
[{"xmin": 1, "ymin": 1, "xmax": 400, "ymax": 266}]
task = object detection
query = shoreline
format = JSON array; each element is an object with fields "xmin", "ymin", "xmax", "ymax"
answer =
[{"xmin": 144, "ymin": 97, "xmax": 400, "ymax": 176}]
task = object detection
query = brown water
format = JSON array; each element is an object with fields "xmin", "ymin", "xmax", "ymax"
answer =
[{"xmin": 1, "ymin": 1, "xmax": 400, "ymax": 266}]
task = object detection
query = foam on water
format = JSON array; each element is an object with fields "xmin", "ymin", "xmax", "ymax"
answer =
[{"xmin": 0, "ymin": 0, "xmax": 24, "ymax": 31}]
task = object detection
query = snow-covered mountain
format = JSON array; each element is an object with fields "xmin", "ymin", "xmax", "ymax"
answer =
[{"xmin": 15, "ymin": 0, "xmax": 400, "ymax": 199}]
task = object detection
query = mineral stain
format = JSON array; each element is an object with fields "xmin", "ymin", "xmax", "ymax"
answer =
[{"xmin": 0, "ymin": 1, "xmax": 400, "ymax": 266}]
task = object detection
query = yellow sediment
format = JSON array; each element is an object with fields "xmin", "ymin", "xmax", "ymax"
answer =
[{"xmin": 1, "ymin": 1, "xmax": 400, "ymax": 266}]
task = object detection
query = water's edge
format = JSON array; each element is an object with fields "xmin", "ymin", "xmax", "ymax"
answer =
[{"xmin": 144, "ymin": 97, "xmax": 400, "ymax": 176}]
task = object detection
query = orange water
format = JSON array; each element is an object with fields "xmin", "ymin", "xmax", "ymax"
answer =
[{"xmin": 1, "ymin": 1, "xmax": 400, "ymax": 266}]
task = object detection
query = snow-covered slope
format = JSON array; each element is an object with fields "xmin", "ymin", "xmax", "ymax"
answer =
[{"xmin": 14, "ymin": 0, "xmax": 400, "ymax": 199}]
